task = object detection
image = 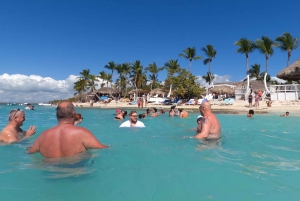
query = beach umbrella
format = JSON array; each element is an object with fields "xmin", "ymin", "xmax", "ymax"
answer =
[
  {"xmin": 277, "ymin": 58, "xmax": 300, "ymax": 81},
  {"xmin": 95, "ymin": 87, "xmax": 117, "ymax": 94},
  {"xmin": 128, "ymin": 89, "xmax": 150, "ymax": 95}
]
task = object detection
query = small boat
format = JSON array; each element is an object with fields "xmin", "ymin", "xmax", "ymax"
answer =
[{"xmin": 38, "ymin": 103, "xmax": 52, "ymax": 106}]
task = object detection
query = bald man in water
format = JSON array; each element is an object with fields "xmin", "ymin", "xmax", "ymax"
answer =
[
  {"xmin": 193, "ymin": 102, "xmax": 221, "ymax": 139},
  {"xmin": 0, "ymin": 109, "xmax": 36, "ymax": 143},
  {"xmin": 27, "ymin": 102, "xmax": 108, "ymax": 158}
]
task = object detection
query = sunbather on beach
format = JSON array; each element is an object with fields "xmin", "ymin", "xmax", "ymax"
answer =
[
  {"xmin": 27, "ymin": 102, "xmax": 108, "ymax": 158},
  {"xmin": 0, "ymin": 109, "xmax": 36, "ymax": 143}
]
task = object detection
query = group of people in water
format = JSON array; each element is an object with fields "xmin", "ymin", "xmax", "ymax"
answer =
[{"xmin": 0, "ymin": 100, "xmax": 221, "ymax": 159}]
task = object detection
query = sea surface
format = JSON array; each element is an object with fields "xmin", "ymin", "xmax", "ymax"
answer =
[{"xmin": 0, "ymin": 105, "xmax": 300, "ymax": 201}]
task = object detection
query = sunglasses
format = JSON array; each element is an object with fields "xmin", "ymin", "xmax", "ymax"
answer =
[
  {"xmin": 131, "ymin": 115, "xmax": 137, "ymax": 117},
  {"xmin": 12, "ymin": 109, "xmax": 20, "ymax": 118}
]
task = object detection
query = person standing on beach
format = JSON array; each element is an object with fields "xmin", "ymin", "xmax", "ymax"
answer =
[
  {"xmin": 248, "ymin": 94, "xmax": 253, "ymax": 107},
  {"xmin": 27, "ymin": 102, "xmax": 108, "ymax": 158},
  {"xmin": 0, "ymin": 109, "xmax": 36, "ymax": 143},
  {"xmin": 185, "ymin": 102, "xmax": 220, "ymax": 139}
]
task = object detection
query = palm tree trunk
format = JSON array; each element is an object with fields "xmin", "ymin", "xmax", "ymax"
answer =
[
  {"xmin": 266, "ymin": 58, "xmax": 268, "ymax": 74},
  {"xmin": 209, "ymin": 61, "xmax": 211, "ymax": 73},
  {"xmin": 189, "ymin": 60, "xmax": 192, "ymax": 72},
  {"xmin": 246, "ymin": 56, "xmax": 249, "ymax": 75},
  {"xmin": 287, "ymin": 51, "xmax": 291, "ymax": 67}
]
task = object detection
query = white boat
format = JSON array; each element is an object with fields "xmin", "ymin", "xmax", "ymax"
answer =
[
  {"xmin": 38, "ymin": 103, "xmax": 52, "ymax": 106},
  {"xmin": 148, "ymin": 97, "xmax": 166, "ymax": 103}
]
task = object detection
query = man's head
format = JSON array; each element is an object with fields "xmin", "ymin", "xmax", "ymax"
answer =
[
  {"xmin": 178, "ymin": 109, "xmax": 183, "ymax": 113},
  {"xmin": 196, "ymin": 115, "xmax": 203, "ymax": 124},
  {"xmin": 248, "ymin": 109, "xmax": 254, "ymax": 115},
  {"xmin": 129, "ymin": 111, "xmax": 138, "ymax": 123},
  {"xmin": 286, "ymin": 111, "xmax": 289, "ymax": 116},
  {"xmin": 160, "ymin": 109, "xmax": 165, "ymax": 114},
  {"xmin": 152, "ymin": 108, "xmax": 157, "ymax": 113},
  {"xmin": 9, "ymin": 109, "xmax": 25, "ymax": 126},
  {"xmin": 56, "ymin": 102, "xmax": 76, "ymax": 121},
  {"xmin": 199, "ymin": 102, "xmax": 211, "ymax": 115}
]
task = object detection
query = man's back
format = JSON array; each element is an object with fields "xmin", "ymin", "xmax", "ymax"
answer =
[{"xmin": 29, "ymin": 124, "xmax": 107, "ymax": 158}]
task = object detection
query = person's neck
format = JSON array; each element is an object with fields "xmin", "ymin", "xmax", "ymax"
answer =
[
  {"xmin": 8, "ymin": 122, "xmax": 20, "ymax": 130},
  {"xmin": 130, "ymin": 120, "xmax": 137, "ymax": 124},
  {"xmin": 58, "ymin": 119, "xmax": 74, "ymax": 125}
]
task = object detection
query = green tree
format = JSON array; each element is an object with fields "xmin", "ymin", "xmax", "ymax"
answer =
[
  {"xmin": 130, "ymin": 60, "xmax": 147, "ymax": 90},
  {"xmin": 202, "ymin": 72, "xmax": 215, "ymax": 84},
  {"xmin": 247, "ymin": 64, "xmax": 261, "ymax": 80},
  {"xmin": 234, "ymin": 38, "xmax": 256, "ymax": 74},
  {"xmin": 145, "ymin": 62, "xmax": 164, "ymax": 90},
  {"xmin": 164, "ymin": 59, "xmax": 181, "ymax": 76},
  {"xmin": 259, "ymin": 72, "xmax": 271, "ymax": 82},
  {"xmin": 202, "ymin": 45, "xmax": 217, "ymax": 73},
  {"xmin": 73, "ymin": 79, "xmax": 87, "ymax": 102},
  {"xmin": 255, "ymin": 36, "xmax": 276, "ymax": 73},
  {"xmin": 275, "ymin": 32, "xmax": 299, "ymax": 67},
  {"xmin": 99, "ymin": 71, "xmax": 109, "ymax": 87},
  {"xmin": 122, "ymin": 62, "xmax": 131, "ymax": 97},
  {"xmin": 87, "ymin": 75, "xmax": 99, "ymax": 92},
  {"xmin": 179, "ymin": 47, "xmax": 202, "ymax": 72},
  {"xmin": 165, "ymin": 68, "xmax": 203, "ymax": 98},
  {"xmin": 105, "ymin": 61, "xmax": 117, "ymax": 86}
]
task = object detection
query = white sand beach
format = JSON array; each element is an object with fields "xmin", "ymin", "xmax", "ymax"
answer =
[{"xmin": 73, "ymin": 99, "xmax": 300, "ymax": 114}]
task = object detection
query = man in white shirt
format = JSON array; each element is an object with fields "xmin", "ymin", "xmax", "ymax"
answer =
[{"xmin": 120, "ymin": 111, "xmax": 145, "ymax": 128}]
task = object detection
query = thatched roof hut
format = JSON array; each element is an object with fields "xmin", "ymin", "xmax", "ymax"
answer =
[
  {"xmin": 211, "ymin": 80, "xmax": 267, "ymax": 94},
  {"xmin": 95, "ymin": 87, "xmax": 117, "ymax": 94},
  {"xmin": 277, "ymin": 58, "xmax": 300, "ymax": 81},
  {"xmin": 128, "ymin": 89, "xmax": 150, "ymax": 95},
  {"xmin": 149, "ymin": 88, "xmax": 168, "ymax": 95}
]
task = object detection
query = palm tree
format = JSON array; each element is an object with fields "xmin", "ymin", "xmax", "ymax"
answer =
[
  {"xmin": 275, "ymin": 32, "xmax": 299, "ymax": 67},
  {"xmin": 179, "ymin": 47, "xmax": 202, "ymax": 71},
  {"xmin": 202, "ymin": 72, "xmax": 215, "ymax": 84},
  {"xmin": 145, "ymin": 62, "xmax": 164, "ymax": 90},
  {"xmin": 98, "ymin": 71, "xmax": 108, "ymax": 87},
  {"xmin": 202, "ymin": 45, "xmax": 217, "ymax": 73},
  {"xmin": 234, "ymin": 38, "xmax": 256, "ymax": 74},
  {"xmin": 74, "ymin": 79, "xmax": 87, "ymax": 102},
  {"xmin": 130, "ymin": 60, "xmax": 147, "ymax": 91},
  {"xmin": 121, "ymin": 62, "xmax": 131, "ymax": 97},
  {"xmin": 87, "ymin": 75, "xmax": 99, "ymax": 92},
  {"xmin": 115, "ymin": 64, "xmax": 124, "ymax": 97},
  {"xmin": 255, "ymin": 36, "xmax": 276, "ymax": 73},
  {"xmin": 105, "ymin": 61, "xmax": 116, "ymax": 86},
  {"xmin": 248, "ymin": 64, "xmax": 261, "ymax": 80},
  {"xmin": 164, "ymin": 59, "xmax": 181, "ymax": 76},
  {"xmin": 78, "ymin": 69, "xmax": 91, "ymax": 81}
]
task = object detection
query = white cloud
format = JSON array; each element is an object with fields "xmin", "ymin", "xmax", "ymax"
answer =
[
  {"xmin": 0, "ymin": 73, "xmax": 78, "ymax": 103},
  {"xmin": 195, "ymin": 74, "xmax": 231, "ymax": 87}
]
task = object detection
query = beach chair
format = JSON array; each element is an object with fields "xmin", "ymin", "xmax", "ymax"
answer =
[
  {"xmin": 226, "ymin": 99, "xmax": 235, "ymax": 105},
  {"xmin": 219, "ymin": 99, "xmax": 229, "ymax": 105},
  {"xmin": 128, "ymin": 100, "xmax": 137, "ymax": 105},
  {"xmin": 185, "ymin": 99, "xmax": 195, "ymax": 105}
]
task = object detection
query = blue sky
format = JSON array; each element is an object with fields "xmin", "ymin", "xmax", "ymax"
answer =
[{"xmin": 0, "ymin": 0, "xmax": 299, "ymax": 102}]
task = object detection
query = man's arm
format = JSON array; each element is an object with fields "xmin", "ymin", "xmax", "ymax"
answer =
[
  {"xmin": 194, "ymin": 118, "xmax": 211, "ymax": 139},
  {"xmin": 27, "ymin": 137, "xmax": 40, "ymax": 154},
  {"xmin": 81, "ymin": 128, "xmax": 108, "ymax": 149}
]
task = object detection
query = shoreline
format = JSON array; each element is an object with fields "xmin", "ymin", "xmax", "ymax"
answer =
[{"xmin": 72, "ymin": 100, "xmax": 298, "ymax": 115}]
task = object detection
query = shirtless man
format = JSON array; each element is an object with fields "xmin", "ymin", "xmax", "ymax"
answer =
[
  {"xmin": 280, "ymin": 111, "xmax": 289, "ymax": 117},
  {"xmin": 0, "ymin": 109, "xmax": 36, "ymax": 143},
  {"xmin": 27, "ymin": 102, "xmax": 108, "ymax": 158},
  {"xmin": 191, "ymin": 102, "xmax": 221, "ymax": 139},
  {"xmin": 151, "ymin": 108, "xmax": 159, "ymax": 117},
  {"xmin": 178, "ymin": 109, "xmax": 188, "ymax": 118}
]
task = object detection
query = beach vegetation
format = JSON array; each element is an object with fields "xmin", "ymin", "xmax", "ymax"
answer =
[
  {"xmin": 179, "ymin": 47, "xmax": 202, "ymax": 72},
  {"xmin": 248, "ymin": 64, "xmax": 261, "ymax": 80},
  {"xmin": 202, "ymin": 72, "xmax": 215, "ymax": 84},
  {"xmin": 165, "ymin": 67, "xmax": 203, "ymax": 98},
  {"xmin": 164, "ymin": 59, "xmax": 181, "ymax": 77},
  {"xmin": 130, "ymin": 60, "xmax": 147, "ymax": 90},
  {"xmin": 275, "ymin": 32, "xmax": 299, "ymax": 67},
  {"xmin": 234, "ymin": 38, "xmax": 256, "ymax": 74},
  {"xmin": 145, "ymin": 62, "xmax": 164, "ymax": 90},
  {"xmin": 255, "ymin": 36, "xmax": 276, "ymax": 74},
  {"xmin": 202, "ymin": 45, "xmax": 217, "ymax": 74}
]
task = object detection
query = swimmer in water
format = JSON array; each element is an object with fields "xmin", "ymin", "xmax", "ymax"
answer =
[
  {"xmin": 280, "ymin": 111, "xmax": 289, "ymax": 117},
  {"xmin": 120, "ymin": 111, "xmax": 145, "ymax": 127},
  {"xmin": 0, "ymin": 109, "xmax": 36, "ymax": 143},
  {"xmin": 27, "ymin": 102, "xmax": 108, "ymax": 158}
]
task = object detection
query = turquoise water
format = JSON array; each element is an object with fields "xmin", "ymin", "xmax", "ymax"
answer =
[{"xmin": 1, "ymin": 105, "xmax": 300, "ymax": 200}]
